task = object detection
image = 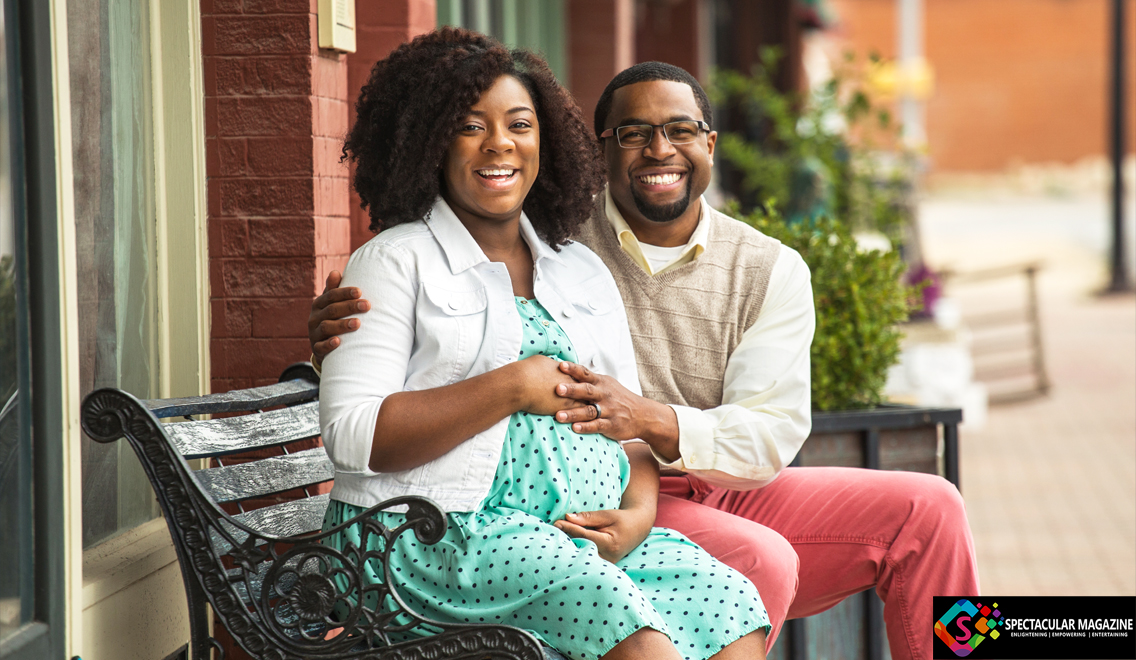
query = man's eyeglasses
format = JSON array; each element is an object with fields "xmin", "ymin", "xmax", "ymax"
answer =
[{"xmin": 600, "ymin": 120, "xmax": 710, "ymax": 149}]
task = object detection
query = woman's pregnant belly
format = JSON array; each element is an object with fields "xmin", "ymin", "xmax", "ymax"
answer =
[{"xmin": 481, "ymin": 412, "xmax": 630, "ymax": 523}]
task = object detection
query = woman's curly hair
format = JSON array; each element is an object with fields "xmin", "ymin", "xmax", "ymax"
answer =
[{"xmin": 344, "ymin": 28, "xmax": 604, "ymax": 248}]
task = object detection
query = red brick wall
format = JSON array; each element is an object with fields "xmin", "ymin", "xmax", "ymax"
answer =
[
  {"xmin": 569, "ymin": 0, "xmax": 635, "ymax": 123},
  {"xmin": 829, "ymin": 0, "xmax": 1136, "ymax": 172},
  {"xmin": 348, "ymin": 0, "xmax": 436, "ymax": 250},
  {"xmin": 635, "ymin": 0, "xmax": 700, "ymax": 82},
  {"xmin": 203, "ymin": 0, "xmax": 351, "ymax": 392}
]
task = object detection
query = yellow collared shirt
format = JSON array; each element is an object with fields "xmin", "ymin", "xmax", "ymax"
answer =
[{"xmin": 603, "ymin": 187, "xmax": 708, "ymax": 275}]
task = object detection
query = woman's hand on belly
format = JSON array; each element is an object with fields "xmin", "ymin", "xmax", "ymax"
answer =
[
  {"xmin": 516, "ymin": 355, "xmax": 588, "ymax": 417},
  {"xmin": 368, "ymin": 358, "xmax": 553, "ymax": 472},
  {"xmin": 553, "ymin": 506, "xmax": 654, "ymax": 564},
  {"xmin": 552, "ymin": 443, "xmax": 659, "ymax": 564}
]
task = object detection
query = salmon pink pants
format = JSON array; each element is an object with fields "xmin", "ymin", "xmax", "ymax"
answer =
[{"xmin": 656, "ymin": 467, "xmax": 980, "ymax": 660}]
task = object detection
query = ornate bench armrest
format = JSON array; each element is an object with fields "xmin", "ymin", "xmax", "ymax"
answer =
[{"xmin": 81, "ymin": 387, "xmax": 544, "ymax": 660}]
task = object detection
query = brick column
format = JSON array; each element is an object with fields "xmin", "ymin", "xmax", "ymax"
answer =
[
  {"xmin": 635, "ymin": 0, "xmax": 703, "ymax": 81},
  {"xmin": 347, "ymin": 0, "xmax": 436, "ymax": 250},
  {"xmin": 203, "ymin": 0, "xmax": 351, "ymax": 391},
  {"xmin": 568, "ymin": 0, "xmax": 634, "ymax": 124}
]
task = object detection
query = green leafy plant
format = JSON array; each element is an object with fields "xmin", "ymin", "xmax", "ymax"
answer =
[
  {"xmin": 711, "ymin": 48, "xmax": 915, "ymax": 246},
  {"xmin": 732, "ymin": 205, "xmax": 916, "ymax": 411}
]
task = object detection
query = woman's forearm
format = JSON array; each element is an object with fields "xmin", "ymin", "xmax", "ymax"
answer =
[
  {"xmin": 619, "ymin": 443, "xmax": 660, "ymax": 519},
  {"xmin": 369, "ymin": 361, "xmax": 528, "ymax": 472},
  {"xmin": 368, "ymin": 355, "xmax": 576, "ymax": 472}
]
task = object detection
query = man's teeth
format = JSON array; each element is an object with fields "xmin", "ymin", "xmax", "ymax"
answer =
[
  {"xmin": 479, "ymin": 169, "xmax": 516, "ymax": 177},
  {"xmin": 638, "ymin": 173, "xmax": 681, "ymax": 185}
]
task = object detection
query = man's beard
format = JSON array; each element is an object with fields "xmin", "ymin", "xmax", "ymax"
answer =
[{"xmin": 630, "ymin": 179, "xmax": 692, "ymax": 223}]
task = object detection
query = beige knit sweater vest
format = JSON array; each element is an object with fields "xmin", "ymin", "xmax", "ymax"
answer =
[{"xmin": 574, "ymin": 197, "xmax": 782, "ymax": 410}]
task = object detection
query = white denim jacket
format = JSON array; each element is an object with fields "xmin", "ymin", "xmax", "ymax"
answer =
[{"xmin": 319, "ymin": 197, "xmax": 641, "ymax": 512}]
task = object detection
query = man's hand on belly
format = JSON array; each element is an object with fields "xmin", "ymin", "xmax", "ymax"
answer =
[{"xmin": 555, "ymin": 361, "xmax": 681, "ymax": 461}]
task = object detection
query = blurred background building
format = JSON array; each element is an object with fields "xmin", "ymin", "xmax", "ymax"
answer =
[
  {"xmin": 1, "ymin": 1, "xmax": 1132, "ymax": 659},
  {"xmin": 834, "ymin": 0, "xmax": 1135, "ymax": 172}
]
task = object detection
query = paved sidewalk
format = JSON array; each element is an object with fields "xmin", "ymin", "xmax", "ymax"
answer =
[{"xmin": 918, "ymin": 192, "xmax": 1136, "ymax": 597}]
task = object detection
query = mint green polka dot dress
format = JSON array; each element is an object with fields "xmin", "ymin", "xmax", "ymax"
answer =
[{"xmin": 322, "ymin": 298, "xmax": 768, "ymax": 659}]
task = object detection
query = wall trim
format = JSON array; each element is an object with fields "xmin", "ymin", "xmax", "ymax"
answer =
[
  {"xmin": 82, "ymin": 518, "xmax": 179, "ymax": 610},
  {"xmin": 45, "ymin": 0, "xmax": 84, "ymax": 656},
  {"xmin": 151, "ymin": 0, "xmax": 211, "ymax": 401}
]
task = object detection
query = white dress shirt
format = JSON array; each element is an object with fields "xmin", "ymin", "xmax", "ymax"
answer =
[
  {"xmin": 604, "ymin": 190, "xmax": 815, "ymax": 490},
  {"xmin": 319, "ymin": 197, "xmax": 641, "ymax": 511}
]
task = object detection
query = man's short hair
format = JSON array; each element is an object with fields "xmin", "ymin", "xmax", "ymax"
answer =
[{"xmin": 593, "ymin": 62, "xmax": 713, "ymax": 137}]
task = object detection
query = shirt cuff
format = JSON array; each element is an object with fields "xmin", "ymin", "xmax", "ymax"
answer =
[{"xmin": 649, "ymin": 404, "xmax": 716, "ymax": 472}]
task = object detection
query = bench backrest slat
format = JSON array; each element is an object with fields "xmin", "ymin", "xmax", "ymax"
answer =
[
  {"xmin": 210, "ymin": 493, "xmax": 331, "ymax": 555},
  {"xmin": 195, "ymin": 446, "xmax": 333, "ymax": 504},
  {"xmin": 144, "ymin": 378, "xmax": 318, "ymax": 418},
  {"xmin": 168, "ymin": 401, "xmax": 320, "ymax": 459},
  {"xmin": 235, "ymin": 492, "xmax": 330, "ymax": 536}
]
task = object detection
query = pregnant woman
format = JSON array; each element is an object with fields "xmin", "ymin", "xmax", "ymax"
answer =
[{"xmin": 318, "ymin": 27, "xmax": 769, "ymax": 660}]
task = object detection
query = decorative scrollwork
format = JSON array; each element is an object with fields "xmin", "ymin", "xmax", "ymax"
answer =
[
  {"xmin": 288, "ymin": 574, "xmax": 338, "ymax": 622},
  {"xmin": 402, "ymin": 497, "xmax": 449, "ymax": 545},
  {"xmin": 229, "ymin": 535, "xmax": 271, "ymax": 575},
  {"xmin": 262, "ymin": 545, "xmax": 360, "ymax": 645},
  {"xmin": 81, "ymin": 389, "xmax": 134, "ymax": 442}
]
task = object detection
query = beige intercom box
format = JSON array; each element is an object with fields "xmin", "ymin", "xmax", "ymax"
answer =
[{"xmin": 318, "ymin": 0, "xmax": 357, "ymax": 53}]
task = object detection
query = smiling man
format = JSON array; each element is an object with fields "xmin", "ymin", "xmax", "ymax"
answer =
[{"xmin": 308, "ymin": 62, "xmax": 980, "ymax": 660}]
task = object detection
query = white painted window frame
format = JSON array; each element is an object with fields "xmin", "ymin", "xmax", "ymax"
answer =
[{"xmin": 49, "ymin": 0, "xmax": 210, "ymax": 656}]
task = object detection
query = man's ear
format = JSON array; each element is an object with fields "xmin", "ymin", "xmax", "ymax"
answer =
[
  {"xmin": 600, "ymin": 133, "xmax": 620, "ymax": 166},
  {"xmin": 706, "ymin": 130, "xmax": 717, "ymax": 166}
]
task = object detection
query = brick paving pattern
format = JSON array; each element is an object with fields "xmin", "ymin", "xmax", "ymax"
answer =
[{"xmin": 920, "ymin": 192, "xmax": 1136, "ymax": 597}]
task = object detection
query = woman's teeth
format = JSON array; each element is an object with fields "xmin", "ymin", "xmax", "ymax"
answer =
[
  {"xmin": 638, "ymin": 173, "xmax": 681, "ymax": 185},
  {"xmin": 478, "ymin": 169, "xmax": 516, "ymax": 179}
]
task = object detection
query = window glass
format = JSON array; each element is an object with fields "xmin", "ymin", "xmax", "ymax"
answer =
[
  {"xmin": 0, "ymin": 0, "xmax": 32, "ymax": 642},
  {"xmin": 438, "ymin": 0, "xmax": 568, "ymax": 83},
  {"xmin": 68, "ymin": 0, "xmax": 161, "ymax": 548}
]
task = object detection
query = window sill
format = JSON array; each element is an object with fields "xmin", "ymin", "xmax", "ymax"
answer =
[{"xmin": 82, "ymin": 518, "xmax": 178, "ymax": 609}]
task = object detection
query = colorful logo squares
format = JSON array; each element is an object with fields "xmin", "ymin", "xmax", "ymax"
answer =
[{"xmin": 936, "ymin": 599, "xmax": 1005, "ymax": 657}]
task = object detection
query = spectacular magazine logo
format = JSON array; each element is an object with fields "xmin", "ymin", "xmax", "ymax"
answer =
[
  {"xmin": 935, "ymin": 599, "xmax": 1005, "ymax": 657},
  {"xmin": 933, "ymin": 596, "xmax": 1135, "ymax": 659}
]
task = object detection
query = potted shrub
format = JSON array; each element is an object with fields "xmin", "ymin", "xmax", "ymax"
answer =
[{"xmin": 736, "ymin": 208, "xmax": 959, "ymax": 479}]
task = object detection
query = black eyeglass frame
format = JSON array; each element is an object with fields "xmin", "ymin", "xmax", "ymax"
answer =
[{"xmin": 599, "ymin": 120, "xmax": 711, "ymax": 148}]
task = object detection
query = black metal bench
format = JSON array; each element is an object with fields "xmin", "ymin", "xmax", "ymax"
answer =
[{"xmin": 79, "ymin": 363, "xmax": 546, "ymax": 660}]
